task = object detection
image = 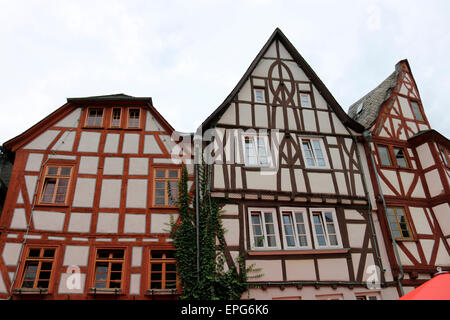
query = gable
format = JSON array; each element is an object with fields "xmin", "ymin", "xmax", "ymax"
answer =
[{"xmin": 203, "ymin": 28, "xmax": 363, "ymax": 133}]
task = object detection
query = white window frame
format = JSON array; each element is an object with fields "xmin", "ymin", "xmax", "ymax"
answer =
[
  {"xmin": 254, "ymin": 88, "xmax": 266, "ymax": 103},
  {"xmin": 248, "ymin": 208, "xmax": 281, "ymax": 250},
  {"xmin": 299, "ymin": 93, "xmax": 312, "ymax": 108},
  {"xmin": 309, "ymin": 208, "xmax": 343, "ymax": 249},
  {"xmin": 299, "ymin": 137, "xmax": 330, "ymax": 169},
  {"xmin": 242, "ymin": 134, "xmax": 272, "ymax": 168},
  {"xmin": 279, "ymin": 207, "xmax": 312, "ymax": 250},
  {"xmin": 355, "ymin": 292, "xmax": 381, "ymax": 300}
]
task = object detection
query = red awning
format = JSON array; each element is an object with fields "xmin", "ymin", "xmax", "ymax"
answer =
[{"xmin": 399, "ymin": 273, "xmax": 450, "ymax": 300}]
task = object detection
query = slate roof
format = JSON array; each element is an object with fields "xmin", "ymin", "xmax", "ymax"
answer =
[
  {"xmin": 347, "ymin": 63, "xmax": 402, "ymax": 129},
  {"xmin": 67, "ymin": 93, "xmax": 152, "ymax": 103}
]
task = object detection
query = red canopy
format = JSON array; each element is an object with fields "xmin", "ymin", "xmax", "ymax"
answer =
[{"xmin": 399, "ymin": 273, "xmax": 450, "ymax": 300}]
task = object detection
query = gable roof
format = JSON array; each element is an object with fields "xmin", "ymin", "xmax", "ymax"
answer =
[
  {"xmin": 67, "ymin": 93, "xmax": 153, "ymax": 103},
  {"xmin": 200, "ymin": 28, "xmax": 365, "ymax": 133},
  {"xmin": 3, "ymin": 93, "xmax": 175, "ymax": 152},
  {"xmin": 347, "ymin": 61, "xmax": 404, "ymax": 129}
]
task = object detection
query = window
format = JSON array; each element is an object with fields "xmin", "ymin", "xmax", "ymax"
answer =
[
  {"xmin": 280, "ymin": 208, "xmax": 311, "ymax": 249},
  {"xmin": 254, "ymin": 88, "xmax": 265, "ymax": 103},
  {"xmin": 93, "ymin": 249, "xmax": 125, "ymax": 289},
  {"xmin": 386, "ymin": 207, "xmax": 413, "ymax": 240},
  {"xmin": 111, "ymin": 108, "xmax": 122, "ymax": 128},
  {"xmin": 243, "ymin": 135, "xmax": 270, "ymax": 167},
  {"xmin": 377, "ymin": 145, "xmax": 393, "ymax": 166},
  {"xmin": 300, "ymin": 138, "xmax": 327, "ymax": 168},
  {"xmin": 153, "ymin": 168, "xmax": 180, "ymax": 206},
  {"xmin": 356, "ymin": 294, "xmax": 379, "ymax": 300},
  {"xmin": 86, "ymin": 108, "xmax": 104, "ymax": 127},
  {"xmin": 316, "ymin": 294, "xmax": 344, "ymax": 300},
  {"xmin": 393, "ymin": 147, "xmax": 409, "ymax": 168},
  {"xmin": 410, "ymin": 101, "xmax": 424, "ymax": 121},
  {"xmin": 19, "ymin": 247, "xmax": 56, "ymax": 290},
  {"xmin": 149, "ymin": 251, "xmax": 178, "ymax": 290},
  {"xmin": 310, "ymin": 209, "xmax": 342, "ymax": 248},
  {"xmin": 300, "ymin": 93, "xmax": 312, "ymax": 108},
  {"xmin": 248, "ymin": 208, "xmax": 280, "ymax": 250},
  {"xmin": 128, "ymin": 108, "xmax": 141, "ymax": 128},
  {"xmin": 39, "ymin": 165, "xmax": 73, "ymax": 205}
]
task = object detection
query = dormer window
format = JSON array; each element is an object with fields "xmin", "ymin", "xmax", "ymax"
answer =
[
  {"xmin": 254, "ymin": 88, "xmax": 265, "ymax": 103},
  {"xmin": 111, "ymin": 108, "xmax": 122, "ymax": 128},
  {"xmin": 128, "ymin": 108, "xmax": 141, "ymax": 128},
  {"xmin": 86, "ymin": 108, "xmax": 104, "ymax": 127},
  {"xmin": 356, "ymin": 102, "xmax": 364, "ymax": 115}
]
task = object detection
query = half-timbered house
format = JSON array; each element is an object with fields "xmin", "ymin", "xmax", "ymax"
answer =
[
  {"xmin": 348, "ymin": 60, "xmax": 450, "ymax": 296},
  {"xmin": 0, "ymin": 94, "xmax": 192, "ymax": 300},
  {"xmin": 200, "ymin": 28, "xmax": 399, "ymax": 300}
]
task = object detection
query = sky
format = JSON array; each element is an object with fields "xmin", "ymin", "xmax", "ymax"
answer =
[{"xmin": 0, "ymin": 0, "xmax": 449, "ymax": 143}]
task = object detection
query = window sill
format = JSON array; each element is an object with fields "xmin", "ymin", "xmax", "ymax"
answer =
[
  {"xmin": 14, "ymin": 288, "xmax": 49, "ymax": 295},
  {"xmin": 35, "ymin": 204, "xmax": 69, "ymax": 209},
  {"xmin": 248, "ymin": 248, "xmax": 349, "ymax": 256},
  {"xmin": 146, "ymin": 289, "xmax": 179, "ymax": 296},
  {"xmin": 89, "ymin": 288, "xmax": 122, "ymax": 295}
]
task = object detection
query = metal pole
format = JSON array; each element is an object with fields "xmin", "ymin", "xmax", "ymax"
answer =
[{"xmin": 194, "ymin": 129, "xmax": 201, "ymax": 282}]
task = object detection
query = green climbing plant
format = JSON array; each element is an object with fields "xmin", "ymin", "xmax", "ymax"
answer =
[{"xmin": 170, "ymin": 164, "xmax": 258, "ymax": 300}]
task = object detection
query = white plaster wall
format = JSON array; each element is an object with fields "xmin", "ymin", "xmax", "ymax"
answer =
[
  {"xmin": 409, "ymin": 207, "xmax": 433, "ymax": 235},
  {"xmin": 54, "ymin": 108, "xmax": 82, "ymax": 128},
  {"xmin": 78, "ymin": 156, "xmax": 99, "ymax": 175},
  {"xmin": 126, "ymin": 179, "xmax": 147, "ymax": 208},
  {"xmin": 425, "ymin": 169, "xmax": 443, "ymax": 197},
  {"xmin": 145, "ymin": 111, "xmax": 164, "ymax": 131},
  {"xmin": 150, "ymin": 213, "xmax": 179, "ymax": 233},
  {"xmin": 222, "ymin": 219, "xmax": 240, "ymax": 246},
  {"xmin": 2, "ymin": 242, "xmax": 22, "ymax": 266},
  {"xmin": 347, "ymin": 224, "xmax": 366, "ymax": 248},
  {"xmin": 10, "ymin": 208, "xmax": 27, "ymax": 230},
  {"xmin": 52, "ymin": 131, "xmax": 76, "ymax": 152},
  {"xmin": 104, "ymin": 133, "xmax": 120, "ymax": 153},
  {"xmin": 77, "ymin": 132, "xmax": 101, "ymax": 153},
  {"xmin": 246, "ymin": 171, "xmax": 277, "ymax": 190},
  {"xmin": 24, "ymin": 175, "xmax": 38, "ymax": 203},
  {"xmin": 96, "ymin": 213, "xmax": 119, "ymax": 233},
  {"xmin": 32, "ymin": 211, "xmax": 65, "ymax": 231},
  {"xmin": 103, "ymin": 157, "xmax": 124, "ymax": 175},
  {"xmin": 58, "ymin": 273, "xmax": 86, "ymax": 295},
  {"xmin": 129, "ymin": 274, "xmax": 141, "ymax": 295},
  {"xmin": 122, "ymin": 133, "xmax": 140, "ymax": 154},
  {"xmin": 246, "ymin": 260, "xmax": 283, "ymax": 282},
  {"xmin": 99, "ymin": 179, "xmax": 122, "ymax": 208},
  {"xmin": 285, "ymin": 260, "xmax": 316, "ymax": 281},
  {"xmin": 239, "ymin": 104, "xmax": 252, "ymax": 127},
  {"xmin": 433, "ymin": 203, "xmax": 450, "ymax": 236},
  {"xmin": 72, "ymin": 178, "xmax": 96, "ymax": 207},
  {"xmin": 68, "ymin": 212, "xmax": 92, "ymax": 233},
  {"xmin": 308, "ymin": 172, "xmax": 335, "ymax": 194},
  {"xmin": 124, "ymin": 214, "xmax": 146, "ymax": 233},
  {"xmin": 218, "ymin": 103, "xmax": 236, "ymax": 125},
  {"xmin": 416, "ymin": 143, "xmax": 434, "ymax": 169},
  {"xmin": 24, "ymin": 130, "xmax": 59, "ymax": 150},
  {"xmin": 132, "ymin": 247, "xmax": 142, "ymax": 267},
  {"xmin": 317, "ymin": 258, "xmax": 349, "ymax": 281},
  {"xmin": 143, "ymin": 135, "xmax": 163, "ymax": 154},
  {"xmin": 129, "ymin": 158, "xmax": 148, "ymax": 175},
  {"xmin": 25, "ymin": 153, "xmax": 44, "ymax": 172},
  {"xmin": 63, "ymin": 246, "xmax": 90, "ymax": 266},
  {"xmin": 303, "ymin": 109, "xmax": 316, "ymax": 132}
]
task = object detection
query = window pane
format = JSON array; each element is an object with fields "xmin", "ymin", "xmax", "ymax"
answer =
[
  {"xmin": 152, "ymin": 264, "xmax": 163, "ymax": 271},
  {"xmin": 302, "ymin": 141, "xmax": 316, "ymax": 166},
  {"xmin": 95, "ymin": 281, "xmax": 107, "ymax": 289},
  {"xmin": 264, "ymin": 212, "xmax": 273, "ymax": 223},
  {"xmin": 128, "ymin": 109, "xmax": 140, "ymax": 128},
  {"xmin": 168, "ymin": 170, "xmax": 179, "ymax": 178},
  {"xmin": 60, "ymin": 167, "xmax": 71, "ymax": 176},
  {"xmin": 42, "ymin": 179, "xmax": 56, "ymax": 203},
  {"xmin": 28, "ymin": 249, "xmax": 41, "ymax": 258},
  {"xmin": 166, "ymin": 264, "xmax": 176, "ymax": 272},
  {"xmin": 394, "ymin": 148, "xmax": 408, "ymax": 168},
  {"xmin": 155, "ymin": 170, "xmax": 166, "ymax": 178},
  {"xmin": 411, "ymin": 102, "xmax": 423, "ymax": 121},
  {"xmin": 48, "ymin": 167, "xmax": 58, "ymax": 175},
  {"xmin": 317, "ymin": 235, "xmax": 326, "ymax": 246},
  {"xmin": 300, "ymin": 94, "xmax": 311, "ymax": 107},
  {"xmin": 378, "ymin": 146, "xmax": 392, "ymax": 166},
  {"xmin": 267, "ymin": 235, "xmax": 277, "ymax": 247}
]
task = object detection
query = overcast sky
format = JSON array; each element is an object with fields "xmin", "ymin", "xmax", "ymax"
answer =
[{"xmin": 1, "ymin": 0, "xmax": 449, "ymax": 144}]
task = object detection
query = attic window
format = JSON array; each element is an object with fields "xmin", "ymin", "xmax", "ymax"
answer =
[
  {"xmin": 410, "ymin": 101, "xmax": 424, "ymax": 121},
  {"xmin": 86, "ymin": 108, "xmax": 104, "ymax": 127},
  {"xmin": 300, "ymin": 93, "xmax": 312, "ymax": 108},
  {"xmin": 356, "ymin": 102, "xmax": 364, "ymax": 115},
  {"xmin": 254, "ymin": 88, "xmax": 265, "ymax": 103}
]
